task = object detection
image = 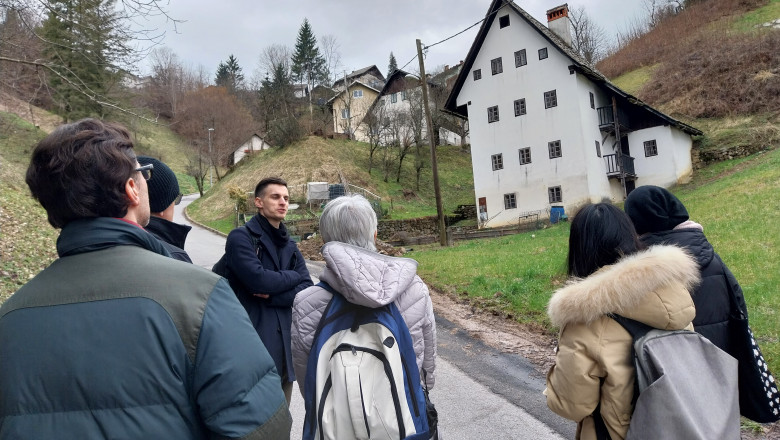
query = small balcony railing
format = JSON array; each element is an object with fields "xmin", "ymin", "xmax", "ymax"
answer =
[
  {"xmin": 597, "ymin": 106, "xmax": 631, "ymax": 132},
  {"xmin": 604, "ymin": 154, "xmax": 636, "ymax": 178}
]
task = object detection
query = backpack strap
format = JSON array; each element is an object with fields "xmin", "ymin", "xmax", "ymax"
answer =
[{"xmin": 609, "ymin": 314, "xmax": 653, "ymax": 340}]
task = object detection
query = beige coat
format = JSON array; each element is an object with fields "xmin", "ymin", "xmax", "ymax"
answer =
[{"xmin": 545, "ymin": 245, "xmax": 700, "ymax": 440}]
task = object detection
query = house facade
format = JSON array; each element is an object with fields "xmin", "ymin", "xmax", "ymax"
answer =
[
  {"xmin": 232, "ymin": 134, "xmax": 272, "ymax": 164},
  {"xmin": 445, "ymin": 0, "xmax": 701, "ymax": 228},
  {"xmin": 328, "ymin": 81, "xmax": 381, "ymax": 141}
]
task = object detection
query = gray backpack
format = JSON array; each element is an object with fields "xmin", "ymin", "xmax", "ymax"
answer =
[{"xmin": 610, "ymin": 315, "xmax": 740, "ymax": 440}]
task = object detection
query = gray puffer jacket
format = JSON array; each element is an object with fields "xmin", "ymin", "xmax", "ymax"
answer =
[{"xmin": 291, "ymin": 241, "xmax": 437, "ymax": 394}]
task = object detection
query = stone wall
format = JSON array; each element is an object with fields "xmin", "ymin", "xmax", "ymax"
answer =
[{"xmin": 696, "ymin": 144, "xmax": 770, "ymax": 167}]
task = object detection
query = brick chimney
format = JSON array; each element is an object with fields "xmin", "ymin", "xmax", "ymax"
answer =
[{"xmin": 546, "ymin": 4, "xmax": 572, "ymax": 46}]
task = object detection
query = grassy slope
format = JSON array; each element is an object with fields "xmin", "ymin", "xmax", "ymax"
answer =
[
  {"xmin": 187, "ymin": 137, "xmax": 475, "ymax": 231},
  {"xmin": 409, "ymin": 147, "xmax": 780, "ymax": 372},
  {"xmin": 0, "ymin": 112, "xmax": 58, "ymax": 301}
]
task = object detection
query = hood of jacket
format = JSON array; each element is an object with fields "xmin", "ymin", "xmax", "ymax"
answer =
[
  {"xmin": 57, "ymin": 217, "xmax": 170, "ymax": 258},
  {"xmin": 319, "ymin": 241, "xmax": 420, "ymax": 308},
  {"xmin": 548, "ymin": 245, "xmax": 699, "ymax": 329},
  {"xmin": 640, "ymin": 225, "xmax": 715, "ymax": 268}
]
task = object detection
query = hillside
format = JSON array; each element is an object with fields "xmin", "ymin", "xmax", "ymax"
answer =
[
  {"xmin": 188, "ymin": 137, "xmax": 475, "ymax": 230},
  {"xmin": 600, "ymin": 0, "xmax": 780, "ymax": 155}
]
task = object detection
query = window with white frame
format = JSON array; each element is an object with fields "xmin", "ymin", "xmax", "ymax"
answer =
[
  {"xmin": 487, "ymin": 105, "xmax": 499, "ymax": 123},
  {"xmin": 499, "ymin": 15, "xmax": 510, "ymax": 28},
  {"xmin": 548, "ymin": 140, "xmax": 562, "ymax": 158},
  {"xmin": 515, "ymin": 49, "xmax": 527, "ymax": 67},
  {"xmin": 341, "ymin": 108, "xmax": 350, "ymax": 119},
  {"xmin": 391, "ymin": 93, "xmax": 397, "ymax": 103},
  {"xmin": 589, "ymin": 92, "xmax": 595, "ymax": 109},
  {"xmin": 353, "ymin": 90, "xmax": 363, "ymax": 98},
  {"xmin": 644, "ymin": 139, "xmax": 658, "ymax": 157},
  {"xmin": 519, "ymin": 147, "xmax": 531, "ymax": 165},
  {"xmin": 544, "ymin": 90, "xmax": 558, "ymax": 109},
  {"xmin": 595, "ymin": 140, "xmax": 601, "ymax": 158},
  {"xmin": 514, "ymin": 98, "xmax": 526, "ymax": 116},
  {"xmin": 491, "ymin": 57, "xmax": 503, "ymax": 75},
  {"xmin": 504, "ymin": 193, "xmax": 517, "ymax": 209},
  {"xmin": 539, "ymin": 47, "xmax": 548, "ymax": 60},
  {"xmin": 473, "ymin": 69, "xmax": 482, "ymax": 81},
  {"xmin": 491, "ymin": 153, "xmax": 503, "ymax": 171},
  {"xmin": 548, "ymin": 186, "xmax": 562, "ymax": 203}
]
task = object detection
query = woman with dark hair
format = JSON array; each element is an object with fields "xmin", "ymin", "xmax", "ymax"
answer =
[{"xmin": 544, "ymin": 203, "xmax": 700, "ymax": 440}]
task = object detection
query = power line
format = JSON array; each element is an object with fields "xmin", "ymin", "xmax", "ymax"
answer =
[{"xmin": 398, "ymin": 0, "xmax": 506, "ymax": 71}]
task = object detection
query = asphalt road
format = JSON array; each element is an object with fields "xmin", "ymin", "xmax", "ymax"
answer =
[{"xmin": 175, "ymin": 194, "xmax": 574, "ymax": 439}]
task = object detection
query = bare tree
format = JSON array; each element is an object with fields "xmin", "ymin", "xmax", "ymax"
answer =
[
  {"xmin": 569, "ymin": 6, "xmax": 608, "ymax": 64},
  {"xmin": 362, "ymin": 100, "xmax": 390, "ymax": 175},
  {"xmin": 319, "ymin": 34, "xmax": 342, "ymax": 87}
]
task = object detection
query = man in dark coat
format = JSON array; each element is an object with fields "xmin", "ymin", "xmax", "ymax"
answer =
[
  {"xmin": 137, "ymin": 155, "xmax": 192, "ymax": 263},
  {"xmin": 0, "ymin": 119, "xmax": 292, "ymax": 439},
  {"xmin": 224, "ymin": 177, "xmax": 313, "ymax": 404},
  {"xmin": 624, "ymin": 185, "xmax": 749, "ymax": 350}
]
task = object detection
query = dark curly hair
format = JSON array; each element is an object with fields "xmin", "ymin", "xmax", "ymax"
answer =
[{"xmin": 26, "ymin": 118, "xmax": 138, "ymax": 228}]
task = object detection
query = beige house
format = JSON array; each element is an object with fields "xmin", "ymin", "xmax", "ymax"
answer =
[{"xmin": 328, "ymin": 80, "xmax": 382, "ymax": 141}]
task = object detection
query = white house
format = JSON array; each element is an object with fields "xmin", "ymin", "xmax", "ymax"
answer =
[
  {"xmin": 445, "ymin": 0, "xmax": 702, "ymax": 228},
  {"xmin": 233, "ymin": 134, "xmax": 272, "ymax": 164}
]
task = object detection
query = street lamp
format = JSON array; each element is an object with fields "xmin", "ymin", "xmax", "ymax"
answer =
[{"xmin": 207, "ymin": 127, "xmax": 214, "ymax": 187}]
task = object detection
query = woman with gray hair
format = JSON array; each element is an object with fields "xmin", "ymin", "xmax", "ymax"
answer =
[{"xmin": 291, "ymin": 194, "xmax": 437, "ymax": 395}]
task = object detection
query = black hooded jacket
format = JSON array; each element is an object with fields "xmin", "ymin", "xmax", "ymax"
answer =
[{"xmin": 640, "ymin": 227, "xmax": 748, "ymax": 352}]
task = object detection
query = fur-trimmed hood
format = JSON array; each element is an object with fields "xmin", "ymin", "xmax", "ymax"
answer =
[{"xmin": 548, "ymin": 245, "xmax": 699, "ymax": 329}]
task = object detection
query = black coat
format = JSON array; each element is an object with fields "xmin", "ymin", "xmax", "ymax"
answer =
[
  {"xmin": 640, "ymin": 227, "xmax": 748, "ymax": 352},
  {"xmin": 225, "ymin": 214, "xmax": 312, "ymax": 382},
  {"xmin": 145, "ymin": 216, "xmax": 193, "ymax": 263}
]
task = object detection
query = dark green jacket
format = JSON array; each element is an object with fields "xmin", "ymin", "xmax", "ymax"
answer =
[{"xmin": 0, "ymin": 218, "xmax": 291, "ymax": 439}]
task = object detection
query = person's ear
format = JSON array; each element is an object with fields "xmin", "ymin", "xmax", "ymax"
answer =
[
  {"xmin": 125, "ymin": 177, "xmax": 140, "ymax": 206},
  {"xmin": 254, "ymin": 196, "xmax": 263, "ymax": 210},
  {"xmin": 374, "ymin": 230, "xmax": 377, "ymax": 243}
]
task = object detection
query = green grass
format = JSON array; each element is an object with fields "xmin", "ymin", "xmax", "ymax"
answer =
[
  {"xmin": 409, "ymin": 147, "xmax": 780, "ymax": 373},
  {"xmin": 610, "ymin": 64, "xmax": 658, "ymax": 96},
  {"xmin": 733, "ymin": 0, "xmax": 780, "ymax": 31},
  {"xmin": 187, "ymin": 137, "xmax": 475, "ymax": 234}
]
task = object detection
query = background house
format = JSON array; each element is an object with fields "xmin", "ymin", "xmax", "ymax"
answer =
[
  {"xmin": 328, "ymin": 80, "xmax": 381, "ymax": 141},
  {"xmin": 445, "ymin": 0, "xmax": 701, "ymax": 228},
  {"xmin": 332, "ymin": 65, "xmax": 385, "ymax": 93},
  {"xmin": 232, "ymin": 133, "xmax": 272, "ymax": 164}
]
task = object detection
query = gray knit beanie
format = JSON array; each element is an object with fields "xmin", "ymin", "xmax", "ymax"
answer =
[{"xmin": 137, "ymin": 156, "xmax": 180, "ymax": 213}]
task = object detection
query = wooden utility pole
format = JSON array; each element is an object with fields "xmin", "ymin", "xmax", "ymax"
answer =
[
  {"xmin": 611, "ymin": 96, "xmax": 627, "ymax": 199},
  {"xmin": 416, "ymin": 39, "xmax": 447, "ymax": 246}
]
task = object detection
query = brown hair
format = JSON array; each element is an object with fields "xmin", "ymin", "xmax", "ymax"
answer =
[
  {"xmin": 26, "ymin": 118, "xmax": 138, "ymax": 228},
  {"xmin": 254, "ymin": 177, "xmax": 288, "ymax": 198}
]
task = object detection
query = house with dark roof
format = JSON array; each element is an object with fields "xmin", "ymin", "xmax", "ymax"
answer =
[
  {"xmin": 445, "ymin": 1, "xmax": 702, "ymax": 228},
  {"xmin": 332, "ymin": 65, "xmax": 385, "ymax": 92},
  {"xmin": 327, "ymin": 80, "xmax": 382, "ymax": 140}
]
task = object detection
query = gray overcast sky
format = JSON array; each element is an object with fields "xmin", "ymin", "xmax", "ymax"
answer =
[{"xmin": 138, "ymin": 1, "xmax": 645, "ymax": 81}]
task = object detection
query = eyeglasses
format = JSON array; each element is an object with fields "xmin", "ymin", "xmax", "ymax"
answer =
[
  {"xmin": 135, "ymin": 164, "xmax": 154, "ymax": 181},
  {"xmin": 174, "ymin": 193, "xmax": 183, "ymax": 205}
]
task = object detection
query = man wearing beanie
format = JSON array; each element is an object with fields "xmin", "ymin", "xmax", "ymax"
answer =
[
  {"xmin": 624, "ymin": 185, "xmax": 749, "ymax": 356},
  {"xmin": 137, "ymin": 156, "xmax": 193, "ymax": 263}
]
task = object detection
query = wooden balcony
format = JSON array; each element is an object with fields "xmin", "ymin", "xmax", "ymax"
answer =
[
  {"xmin": 598, "ymin": 106, "xmax": 632, "ymax": 134},
  {"xmin": 604, "ymin": 154, "xmax": 636, "ymax": 179}
]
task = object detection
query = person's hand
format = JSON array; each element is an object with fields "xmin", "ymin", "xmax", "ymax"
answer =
[{"xmin": 253, "ymin": 293, "xmax": 269, "ymax": 299}]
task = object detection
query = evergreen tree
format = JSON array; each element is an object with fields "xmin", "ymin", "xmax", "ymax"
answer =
[
  {"xmin": 215, "ymin": 54, "xmax": 244, "ymax": 93},
  {"xmin": 291, "ymin": 19, "xmax": 326, "ymax": 86},
  {"xmin": 388, "ymin": 52, "xmax": 398, "ymax": 77},
  {"xmin": 291, "ymin": 18, "xmax": 326, "ymax": 120},
  {"xmin": 40, "ymin": 0, "xmax": 130, "ymax": 121}
]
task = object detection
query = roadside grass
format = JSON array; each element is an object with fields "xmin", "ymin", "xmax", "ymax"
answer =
[{"xmin": 409, "ymin": 146, "xmax": 780, "ymax": 374}]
